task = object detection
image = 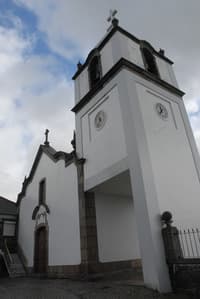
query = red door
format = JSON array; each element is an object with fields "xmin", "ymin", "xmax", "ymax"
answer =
[{"xmin": 34, "ymin": 227, "xmax": 48, "ymax": 273}]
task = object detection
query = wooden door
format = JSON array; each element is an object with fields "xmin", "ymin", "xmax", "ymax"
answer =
[{"xmin": 34, "ymin": 227, "xmax": 48, "ymax": 273}]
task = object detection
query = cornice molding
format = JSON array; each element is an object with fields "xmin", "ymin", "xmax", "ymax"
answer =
[{"xmin": 72, "ymin": 58, "xmax": 185, "ymax": 113}]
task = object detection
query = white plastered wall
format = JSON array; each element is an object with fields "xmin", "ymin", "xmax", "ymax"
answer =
[
  {"xmin": 18, "ymin": 194, "xmax": 35, "ymax": 266},
  {"xmin": 135, "ymin": 81, "xmax": 200, "ymax": 228},
  {"xmin": 95, "ymin": 193, "xmax": 140, "ymax": 262},
  {"xmin": 18, "ymin": 153, "xmax": 81, "ymax": 267},
  {"xmin": 79, "ymin": 68, "xmax": 89, "ymax": 101},
  {"xmin": 81, "ymin": 85, "xmax": 127, "ymax": 185},
  {"xmin": 115, "ymin": 32, "xmax": 144, "ymax": 68},
  {"xmin": 156, "ymin": 57, "xmax": 178, "ymax": 88},
  {"xmin": 100, "ymin": 40, "xmax": 113, "ymax": 76}
]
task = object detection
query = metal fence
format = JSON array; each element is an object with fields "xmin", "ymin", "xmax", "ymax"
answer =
[
  {"xmin": 178, "ymin": 228, "xmax": 200, "ymax": 258},
  {"xmin": 161, "ymin": 212, "xmax": 200, "ymax": 290}
]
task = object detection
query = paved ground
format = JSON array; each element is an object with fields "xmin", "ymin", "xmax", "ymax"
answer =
[{"xmin": 0, "ymin": 277, "xmax": 192, "ymax": 299}]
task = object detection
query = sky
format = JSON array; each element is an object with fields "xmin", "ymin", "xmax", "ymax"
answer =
[{"xmin": 0, "ymin": 0, "xmax": 200, "ymax": 201}]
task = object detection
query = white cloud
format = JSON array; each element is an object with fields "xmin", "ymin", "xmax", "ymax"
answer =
[
  {"xmin": 0, "ymin": 25, "xmax": 31, "ymax": 73},
  {"xmin": 0, "ymin": 14, "xmax": 74, "ymax": 201},
  {"xmin": 0, "ymin": 124, "xmax": 27, "ymax": 201},
  {"xmin": 15, "ymin": 0, "xmax": 118, "ymax": 59},
  {"xmin": 185, "ymin": 100, "xmax": 199, "ymax": 115}
]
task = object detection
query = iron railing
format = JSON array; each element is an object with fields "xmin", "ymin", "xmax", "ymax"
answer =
[
  {"xmin": 178, "ymin": 228, "xmax": 200, "ymax": 259},
  {"xmin": 161, "ymin": 212, "xmax": 200, "ymax": 290},
  {"xmin": 3, "ymin": 239, "xmax": 13, "ymax": 266}
]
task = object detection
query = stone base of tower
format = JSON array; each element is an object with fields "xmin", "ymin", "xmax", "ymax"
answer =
[
  {"xmin": 80, "ymin": 259, "xmax": 142, "ymax": 276},
  {"xmin": 26, "ymin": 259, "xmax": 142, "ymax": 280}
]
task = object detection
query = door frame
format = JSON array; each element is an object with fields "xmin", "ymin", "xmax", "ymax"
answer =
[{"xmin": 34, "ymin": 224, "xmax": 48, "ymax": 274}]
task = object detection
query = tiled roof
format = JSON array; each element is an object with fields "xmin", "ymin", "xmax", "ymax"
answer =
[{"xmin": 0, "ymin": 196, "xmax": 17, "ymax": 216}]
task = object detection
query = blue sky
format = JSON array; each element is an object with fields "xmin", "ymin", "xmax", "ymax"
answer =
[
  {"xmin": 0, "ymin": 0, "xmax": 78, "ymax": 81},
  {"xmin": 0, "ymin": 0, "xmax": 200, "ymax": 200},
  {"xmin": 0, "ymin": 0, "xmax": 80, "ymax": 200}
]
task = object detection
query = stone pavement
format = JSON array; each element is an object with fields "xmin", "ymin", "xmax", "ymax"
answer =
[{"xmin": 0, "ymin": 277, "xmax": 191, "ymax": 299}]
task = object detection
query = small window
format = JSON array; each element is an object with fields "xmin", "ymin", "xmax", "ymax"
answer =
[
  {"xmin": 39, "ymin": 179, "xmax": 46, "ymax": 205},
  {"xmin": 142, "ymin": 46, "xmax": 159, "ymax": 77},
  {"xmin": 88, "ymin": 55, "xmax": 102, "ymax": 88},
  {"xmin": 3, "ymin": 221, "xmax": 16, "ymax": 237}
]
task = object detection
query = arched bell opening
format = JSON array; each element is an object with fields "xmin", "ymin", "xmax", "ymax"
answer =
[{"xmin": 88, "ymin": 52, "xmax": 102, "ymax": 88}]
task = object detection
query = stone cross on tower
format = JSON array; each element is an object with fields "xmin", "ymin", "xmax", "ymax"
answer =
[
  {"xmin": 107, "ymin": 9, "xmax": 119, "ymax": 31},
  {"xmin": 44, "ymin": 129, "xmax": 50, "ymax": 146}
]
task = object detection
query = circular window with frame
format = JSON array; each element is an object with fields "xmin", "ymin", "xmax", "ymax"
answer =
[
  {"xmin": 94, "ymin": 110, "xmax": 107, "ymax": 130},
  {"xmin": 155, "ymin": 103, "xmax": 168, "ymax": 120}
]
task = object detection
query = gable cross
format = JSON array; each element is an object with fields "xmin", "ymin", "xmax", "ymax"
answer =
[
  {"xmin": 107, "ymin": 9, "xmax": 118, "ymax": 23},
  {"xmin": 107, "ymin": 9, "xmax": 118, "ymax": 32},
  {"xmin": 44, "ymin": 129, "xmax": 50, "ymax": 146}
]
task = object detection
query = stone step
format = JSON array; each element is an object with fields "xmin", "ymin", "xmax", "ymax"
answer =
[
  {"xmin": 11, "ymin": 253, "xmax": 21, "ymax": 264},
  {"xmin": 7, "ymin": 253, "xmax": 26, "ymax": 277},
  {"xmin": 9, "ymin": 269, "xmax": 26, "ymax": 278},
  {"xmin": 10, "ymin": 272, "xmax": 26, "ymax": 278},
  {"xmin": 10, "ymin": 267, "xmax": 25, "ymax": 273},
  {"xmin": 10, "ymin": 263, "xmax": 24, "ymax": 270},
  {"xmin": 10, "ymin": 268, "xmax": 26, "ymax": 273},
  {"xmin": 1, "ymin": 251, "xmax": 26, "ymax": 277}
]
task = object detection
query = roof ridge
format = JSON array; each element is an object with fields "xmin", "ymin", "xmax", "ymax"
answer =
[
  {"xmin": 0, "ymin": 196, "xmax": 16, "ymax": 204},
  {"xmin": 17, "ymin": 144, "xmax": 75, "ymax": 205}
]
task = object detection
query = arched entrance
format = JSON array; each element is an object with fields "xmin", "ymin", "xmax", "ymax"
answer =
[{"xmin": 34, "ymin": 226, "xmax": 48, "ymax": 273}]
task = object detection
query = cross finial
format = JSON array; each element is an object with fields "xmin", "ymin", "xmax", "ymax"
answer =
[
  {"xmin": 71, "ymin": 130, "xmax": 76, "ymax": 151},
  {"xmin": 107, "ymin": 9, "xmax": 117, "ymax": 23},
  {"xmin": 44, "ymin": 129, "xmax": 50, "ymax": 146},
  {"xmin": 107, "ymin": 9, "xmax": 118, "ymax": 32}
]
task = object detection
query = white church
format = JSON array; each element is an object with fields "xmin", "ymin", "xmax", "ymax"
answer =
[{"xmin": 1, "ymin": 14, "xmax": 200, "ymax": 293}]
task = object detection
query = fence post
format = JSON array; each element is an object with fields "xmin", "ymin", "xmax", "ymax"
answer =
[
  {"xmin": 161, "ymin": 211, "xmax": 183, "ymax": 262},
  {"xmin": 161, "ymin": 211, "xmax": 184, "ymax": 290}
]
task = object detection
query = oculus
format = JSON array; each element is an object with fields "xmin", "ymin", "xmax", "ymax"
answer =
[
  {"xmin": 94, "ymin": 110, "xmax": 106, "ymax": 130},
  {"xmin": 155, "ymin": 103, "xmax": 168, "ymax": 120}
]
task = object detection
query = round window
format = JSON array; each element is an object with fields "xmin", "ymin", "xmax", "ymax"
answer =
[
  {"xmin": 94, "ymin": 110, "xmax": 106, "ymax": 130},
  {"xmin": 155, "ymin": 103, "xmax": 168, "ymax": 120}
]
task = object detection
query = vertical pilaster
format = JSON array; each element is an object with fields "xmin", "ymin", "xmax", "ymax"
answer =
[
  {"xmin": 76, "ymin": 159, "xmax": 99, "ymax": 275},
  {"xmin": 84, "ymin": 192, "xmax": 99, "ymax": 272},
  {"xmin": 118, "ymin": 71, "xmax": 172, "ymax": 292}
]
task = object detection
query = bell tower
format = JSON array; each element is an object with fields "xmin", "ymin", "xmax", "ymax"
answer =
[{"xmin": 72, "ymin": 15, "xmax": 200, "ymax": 292}]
